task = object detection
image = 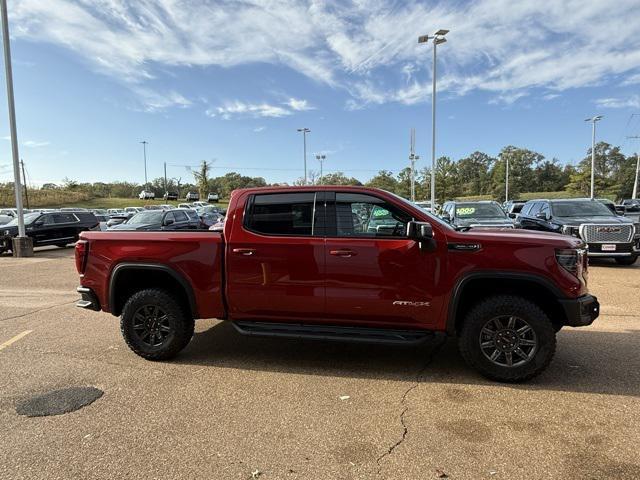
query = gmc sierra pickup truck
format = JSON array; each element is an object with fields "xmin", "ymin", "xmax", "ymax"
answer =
[{"xmin": 75, "ymin": 186, "xmax": 599, "ymax": 382}]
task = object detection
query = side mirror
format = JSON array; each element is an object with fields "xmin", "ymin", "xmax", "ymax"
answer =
[
  {"xmin": 508, "ymin": 212, "xmax": 517, "ymax": 219},
  {"xmin": 163, "ymin": 218, "xmax": 175, "ymax": 226},
  {"xmin": 407, "ymin": 221, "xmax": 433, "ymax": 241},
  {"xmin": 440, "ymin": 212, "xmax": 451, "ymax": 222},
  {"xmin": 536, "ymin": 212, "xmax": 549, "ymax": 220}
]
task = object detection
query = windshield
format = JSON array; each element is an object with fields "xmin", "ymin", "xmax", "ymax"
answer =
[
  {"xmin": 5, "ymin": 212, "xmax": 41, "ymax": 226},
  {"xmin": 552, "ymin": 201, "xmax": 612, "ymax": 217},
  {"xmin": 127, "ymin": 211, "xmax": 163, "ymax": 225},
  {"xmin": 455, "ymin": 203, "xmax": 506, "ymax": 219}
]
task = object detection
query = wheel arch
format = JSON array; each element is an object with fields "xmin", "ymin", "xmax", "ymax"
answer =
[
  {"xmin": 109, "ymin": 263, "xmax": 197, "ymax": 318},
  {"xmin": 447, "ymin": 271, "xmax": 567, "ymax": 336}
]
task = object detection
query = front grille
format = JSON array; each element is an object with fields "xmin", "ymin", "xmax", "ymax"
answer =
[{"xmin": 580, "ymin": 224, "xmax": 634, "ymax": 243}]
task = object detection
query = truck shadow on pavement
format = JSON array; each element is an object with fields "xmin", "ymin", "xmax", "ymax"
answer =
[{"xmin": 176, "ymin": 321, "xmax": 640, "ymax": 397}]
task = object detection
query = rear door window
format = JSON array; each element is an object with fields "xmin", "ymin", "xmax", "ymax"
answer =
[{"xmin": 245, "ymin": 192, "xmax": 319, "ymax": 236}]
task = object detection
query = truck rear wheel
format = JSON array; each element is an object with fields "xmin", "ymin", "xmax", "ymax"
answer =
[
  {"xmin": 120, "ymin": 288, "xmax": 194, "ymax": 360},
  {"xmin": 458, "ymin": 295, "xmax": 556, "ymax": 382}
]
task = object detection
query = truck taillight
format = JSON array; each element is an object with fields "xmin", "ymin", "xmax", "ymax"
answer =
[
  {"xmin": 75, "ymin": 240, "xmax": 89, "ymax": 274},
  {"xmin": 556, "ymin": 248, "xmax": 585, "ymax": 277}
]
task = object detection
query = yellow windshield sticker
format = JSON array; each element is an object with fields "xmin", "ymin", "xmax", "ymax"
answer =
[{"xmin": 456, "ymin": 207, "xmax": 476, "ymax": 216}]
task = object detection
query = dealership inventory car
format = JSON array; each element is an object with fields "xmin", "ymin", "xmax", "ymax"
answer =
[
  {"xmin": 0, "ymin": 214, "xmax": 12, "ymax": 225},
  {"xmin": 621, "ymin": 198, "xmax": 640, "ymax": 212},
  {"xmin": 414, "ymin": 200, "xmax": 440, "ymax": 213},
  {"xmin": 76, "ymin": 186, "xmax": 599, "ymax": 382},
  {"xmin": 440, "ymin": 201, "xmax": 515, "ymax": 230},
  {"xmin": 1, "ymin": 211, "xmax": 98, "ymax": 253},
  {"xmin": 163, "ymin": 191, "xmax": 178, "ymax": 201},
  {"xmin": 108, "ymin": 209, "xmax": 200, "ymax": 231},
  {"xmin": 503, "ymin": 200, "xmax": 526, "ymax": 218},
  {"xmin": 138, "ymin": 190, "xmax": 155, "ymax": 200},
  {"xmin": 517, "ymin": 198, "xmax": 640, "ymax": 265},
  {"xmin": 207, "ymin": 192, "xmax": 219, "ymax": 202},
  {"xmin": 185, "ymin": 191, "xmax": 200, "ymax": 201}
]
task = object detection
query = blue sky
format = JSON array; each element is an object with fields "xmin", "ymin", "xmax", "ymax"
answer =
[{"xmin": 1, "ymin": 0, "xmax": 640, "ymax": 186}]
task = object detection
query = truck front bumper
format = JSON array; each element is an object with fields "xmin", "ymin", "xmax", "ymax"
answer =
[
  {"xmin": 76, "ymin": 286, "xmax": 101, "ymax": 311},
  {"xmin": 559, "ymin": 294, "xmax": 599, "ymax": 327}
]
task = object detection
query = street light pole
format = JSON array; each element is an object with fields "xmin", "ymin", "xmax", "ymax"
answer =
[
  {"xmin": 1, "ymin": 0, "xmax": 32, "ymax": 256},
  {"xmin": 409, "ymin": 128, "xmax": 420, "ymax": 202},
  {"xmin": 627, "ymin": 136, "xmax": 640, "ymax": 199},
  {"xmin": 585, "ymin": 116, "xmax": 602, "ymax": 199},
  {"xmin": 297, "ymin": 128, "xmax": 310, "ymax": 185},
  {"xmin": 505, "ymin": 157, "xmax": 509, "ymax": 202},
  {"xmin": 315, "ymin": 154, "xmax": 326, "ymax": 184},
  {"xmin": 140, "ymin": 140, "xmax": 148, "ymax": 187},
  {"xmin": 419, "ymin": 29, "xmax": 448, "ymax": 211}
]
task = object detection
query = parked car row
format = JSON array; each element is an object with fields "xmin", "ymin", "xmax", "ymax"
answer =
[
  {"xmin": 137, "ymin": 191, "xmax": 220, "ymax": 201},
  {"xmin": 414, "ymin": 197, "xmax": 640, "ymax": 266}
]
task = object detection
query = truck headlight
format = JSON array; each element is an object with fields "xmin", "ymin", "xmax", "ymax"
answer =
[
  {"xmin": 561, "ymin": 225, "xmax": 580, "ymax": 237},
  {"xmin": 556, "ymin": 248, "xmax": 586, "ymax": 276}
]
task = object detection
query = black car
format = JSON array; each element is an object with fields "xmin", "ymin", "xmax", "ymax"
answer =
[
  {"xmin": 503, "ymin": 200, "xmax": 526, "ymax": 219},
  {"xmin": 516, "ymin": 198, "xmax": 640, "ymax": 265},
  {"xmin": 0, "ymin": 211, "xmax": 99, "ymax": 253},
  {"xmin": 440, "ymin": 201, "xmax": 515, "ymax": 230},
  {"xmin": 621, "ymin": 199, "xmax": 640, "ymax": 212},
  {"xmin": 108, "ymin": 209, "xmax": 201, "ymax": 231},
  {"xmin": 163, "ymin": 191, "xmax": 178, "ymax": 201}
]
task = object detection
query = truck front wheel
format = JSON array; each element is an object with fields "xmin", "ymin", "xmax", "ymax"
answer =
[
  {"xmin": 120, "ymin": 288, "xmax": 194, "ymax": 360},
  {"xmin": 458, "ymin": 295, "xmax": 556, "ymax": 382}
]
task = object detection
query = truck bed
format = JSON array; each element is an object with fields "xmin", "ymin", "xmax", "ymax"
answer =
[{"xmin": 79, "ymin": 231, "xmax": 226, "ymax": 319}]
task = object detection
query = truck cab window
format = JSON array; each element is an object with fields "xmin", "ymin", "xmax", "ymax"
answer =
[
  {"xmin": 246, "ymin": 193, "xmax": 317, "ymax": 236},
  {"xmin": 335, "ymin": 193, "xmax": 410, "ymax": 238}
]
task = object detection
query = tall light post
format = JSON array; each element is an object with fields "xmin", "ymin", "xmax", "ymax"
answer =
[
  {"xmin": 315, "ymin": 154, "xmax": 326, "ymax": 184},
  {"xmin": 297, "ymin": 128, "xmax": 310, "ymax": 185},
  {"xmin": 505, "ymin": 156, "xmax": 509, "ymax": 202},
  {"xmin": 140, "ymin": 140, "xmax": 148, "ymax": 187},
  {"xmin": 1, "ymin": 0, "xmax": 31, "ymax": 256},
  {"xmin": 419, "ymin": 29, "xmax": 448, "ymax": 211},
  {"xmin": 409, "ymin": 128, "xmax": 420, "ymax": 202},
  {"xmin": 584, "ymin": 115, "xmax": 602, "ymax": 199},
  {"xmin": 627, "ymin": 135, "xmax": 640, "ymax": 199}
]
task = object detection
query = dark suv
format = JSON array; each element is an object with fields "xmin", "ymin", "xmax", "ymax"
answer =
[
  {"xmin": 1, "ymin": 211, "xmax": 99, "ymax": 253},
  {"xmin": 108, "ymin": 209, "xmax": 201, "ymax": 231},
  {"xmin": 517, "ymin": 198, "xmax": 640, "ymax": 265},
  {"xmin": 440, "ymin": 201, "xmax": 515, "ymax": 230}
]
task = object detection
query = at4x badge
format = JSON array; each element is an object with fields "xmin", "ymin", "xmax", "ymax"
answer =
[{"xmin": 393, "ymin": 300, "xmax": 431, "ymax": 307}]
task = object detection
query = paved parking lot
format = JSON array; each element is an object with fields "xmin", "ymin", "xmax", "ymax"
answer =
[{"xmin": 1, "ymin": 247, "xmax": 639, "ymax": 479}]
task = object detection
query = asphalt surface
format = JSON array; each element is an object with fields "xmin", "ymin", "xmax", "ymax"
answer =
[{"xmin": 0, "ymin": 247, "xmax": 639, "ymax": 479}]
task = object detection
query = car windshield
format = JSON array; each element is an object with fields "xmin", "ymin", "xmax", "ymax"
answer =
[
  {"xmin": 127, "ymin": 211, "xmax": 163, "ymax": 224},
  {"xmin": 5, "ymin": 212, "xmax": 41, "ymax": 226},
  {"xmin": 386, "ymin": 192, "xmax": 454, "ymax": 230},
  {"xmin": 455, "ymin": 203, "xmax": 506, "ymax": 218},
  {"xmin": 552, "ymin": 201, "xmax": 612, "ymax": 217}
]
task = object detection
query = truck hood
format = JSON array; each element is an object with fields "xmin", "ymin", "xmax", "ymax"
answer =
[
  {"xmin": 452, "ymin": 228, "xmax": 584, "ymax": 248},
  {"xmin": 553, "ymin": 215, "xmax": 634, "ymax": 226},
  {"xmin": 455, "ymin": 218, "xmax": 514, "ymax": 228},
  {"xmin": 108, "ymin": 223, "xmax": 160, "ymax": 231}
]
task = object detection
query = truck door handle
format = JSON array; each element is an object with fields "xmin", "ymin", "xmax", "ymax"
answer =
[
  {"xmin": 233, "ymin": 248, "xmax": 256, "ymax": 256},
  {"xmin": 330, "ymin": 249, "xmax": 357, "ymax": 257}
]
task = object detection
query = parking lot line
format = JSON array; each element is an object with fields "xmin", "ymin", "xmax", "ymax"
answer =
[{"xmin": 0, "ymin": 330, "xmax": 33, "ymax": 352}]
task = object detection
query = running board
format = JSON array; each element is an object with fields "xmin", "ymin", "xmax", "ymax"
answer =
[{"xmin": 232, "ymin": 321, "xmax": 438, "ymax": 345}]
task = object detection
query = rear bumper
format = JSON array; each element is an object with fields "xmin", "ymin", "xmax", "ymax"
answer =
[
  {"xmin": 76, "ymin": 286, "xmax": 101, "ymax": 311},
  {"xmin": 559, "ymin": 294, "xmax": 599, "ymax": 327}
]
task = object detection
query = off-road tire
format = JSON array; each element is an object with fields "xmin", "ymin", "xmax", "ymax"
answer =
[
  {"xmin": 614, "ymin": 256, "xmax": 638, "ymax": 266},
  {"xmin": 120, "ymin": 288, "xmax": 194, "ymax": 360},
  {"xmin": 458, "ymin": 295, "xmax": 556, "ymax": 382}
]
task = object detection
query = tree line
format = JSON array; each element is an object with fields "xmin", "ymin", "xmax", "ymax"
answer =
[{"xmin": 2, "ymin": 142, "xmax": 637, "ymax": 203}]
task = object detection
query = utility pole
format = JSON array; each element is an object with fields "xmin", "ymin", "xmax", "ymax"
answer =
[
  {"xmin": 584, "ymin": 115, "xmax": 602, "ymax": 199},
  {"xmin": 1, "ymin": 0, "xmax": 31, "ymax": 256},
  {"xmin": 505, "ymin": 156, "xmax": 509, "ymax": 203},
  {"xmin": 409, "ymin": 128, "xmax": 420, "ymax": 202},
  {"xmin": 419, "ymin": 29, "xmax": 449, "ymax": 212},
  {"xmin": 140, "ymin": 140, "xmax": 148, "ymax": 187},
  {"xmin": 163, "ymin": 161, "xmax": 168, "ymax": 194},
  {"xmin": 20, "ymin": 159, "xmax": 28, "ymax": 209},
  {"xmin": 627, "ymin": 136, "xmax": 640, "ymax": 199},
  {"xmin": 297, "ymin": 128, "xmax": 310, "ymax": 185}
]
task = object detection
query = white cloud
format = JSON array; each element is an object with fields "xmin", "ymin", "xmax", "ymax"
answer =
[
  {"xmin": 285, "ymin": 98, "xmax": 314, "ymax": 111},
  {"xmin": 23, "ymin": 140, "xmax": 50, "ymax": 148},
  {"xmin": 594, "ymin": 95, "xmax": 640, "ymax": 109},
  {"xmin": 207, "ymin": 101, "xmax": 291, "ymax": 119},
  {"xmin": 253, "ymin": 126, "xmax": 266, "ymax": 133},
  {"xmin": 8, "ymin": 0, "xmax": 640, "ymax": 108}
]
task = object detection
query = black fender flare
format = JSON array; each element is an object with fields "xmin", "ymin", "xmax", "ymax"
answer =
[
  {"xmin": 109, "ymin": 262, "xmax": 198, "ymax": 318},
  {"xmin": 446, "ymin": 271, "xmax": 565, "ymax": 335}
]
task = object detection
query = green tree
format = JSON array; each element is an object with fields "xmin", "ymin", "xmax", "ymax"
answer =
[
  {"xmin": 491, "ymin": 146, "xmax": 543, "ymax": 201},
  {"xmin": 365, "ymin": 170, "xmax": 398, "ymax": 192},
  {"xmin": 456, "ymin": 151, "xmax": 495, "ymax": 196},
  {"xmin": 435, "ymin": 156, "xmax": 459, "ymax": 204},
  {"xmin": 566, "ymin": 142, "xmax": 628, "ymax": 198},
  {"xmin": 318, "ymin": 172, "xmax": 362, "ymax": 186},
  {"xmin": 193, "ymin": 161, "xmax": 212, "ymax": 199}
]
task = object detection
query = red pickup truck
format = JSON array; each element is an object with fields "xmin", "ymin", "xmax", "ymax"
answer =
[{"xmin": 75, "ymin": 186, "xmax": 599, "ymax": 382}]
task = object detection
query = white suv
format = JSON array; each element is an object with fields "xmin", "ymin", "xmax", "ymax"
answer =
[
  {"xmin": 138, "ymin": 190, "xmax": 155, "ymax": 200},
  {"xmin": 207, "ymin": 192, "xmax": 219, "ymax": 202}
]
